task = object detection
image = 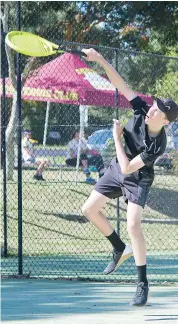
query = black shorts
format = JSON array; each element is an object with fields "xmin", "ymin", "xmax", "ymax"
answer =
[{"xmin": 94, "ymin": 158, "xmax": 154, "ymax": 208}]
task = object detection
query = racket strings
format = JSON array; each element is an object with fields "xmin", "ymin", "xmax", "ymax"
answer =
[
  {"xmin": 6, "ymin": 31, "xmax": 84, "ymax": 57},
  {"xmin": 7, "ymin": 33, "xmax": 57, "ymax": 57}
]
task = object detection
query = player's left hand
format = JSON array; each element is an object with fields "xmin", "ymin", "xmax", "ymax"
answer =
[{"xmin": 113, "ymin": 119, "xmax": 123, "ymax": 140}]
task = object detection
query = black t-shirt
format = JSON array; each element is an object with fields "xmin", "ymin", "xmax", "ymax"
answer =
[{"xmin": 122, "ymin": 96, "xmax": 167, "ymax": 172}]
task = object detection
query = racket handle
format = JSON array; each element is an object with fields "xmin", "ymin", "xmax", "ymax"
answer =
[{"xmin": 67, "ymin": 49, "xmax": 87, "ymax": 57}]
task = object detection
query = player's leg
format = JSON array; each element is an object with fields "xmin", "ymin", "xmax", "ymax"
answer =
[
  {"xmin": 126, "ymin": 201, "xmax": 148, "ymax": 306},
  {"xmin": 83, "ymin": 158, "xmax": 134, "ymax": 274},
  {"xmin": 82, "ymin": 190, "xmax": 112, "ymax": 235},
  {"xmin": 82, "ymin": 189, "xmax": 131, "ymax": 274}
]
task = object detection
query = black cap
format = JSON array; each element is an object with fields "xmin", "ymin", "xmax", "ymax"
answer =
[{"xmin": 153, "ymin": 96, "xmax": 178, "ymax": 122}]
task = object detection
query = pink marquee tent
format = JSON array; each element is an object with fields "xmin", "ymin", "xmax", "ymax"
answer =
[
  {"xmin": 1, "ymin": 53, "xmax": 153, "ymax": 182},
  {"xmin": 1, "ymin": 52, "xmax": 152, "ymax": 108}
]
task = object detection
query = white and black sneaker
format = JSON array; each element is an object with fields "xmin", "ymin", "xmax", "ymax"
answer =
[{"xmin": 103, "ymin": 245, "xmax": 133, "ymax": 275}]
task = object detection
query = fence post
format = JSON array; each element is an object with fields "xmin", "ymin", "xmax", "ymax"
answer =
[
  {"xmin": 1, "ymin": 27, "xmax": 8, "ymax": 257},
  {"xmin": 115, "ymin": 49, "xmax": 120, "ymax": 236},
  {"xmin": 43, "ymin": 102, "xmax": 50, "ymax": 148},
  {"xmin": 17, "ymin": 1, "xmax": 23, "ymax": 275}
]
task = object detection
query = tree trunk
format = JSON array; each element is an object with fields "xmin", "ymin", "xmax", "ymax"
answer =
[
  {"xmin": 6, "ymin": 93, "xmax": 17, "ymax": 180},
  {"xmin": 1, "ymin": 3, "xmax": 39, "ymax": 180}
]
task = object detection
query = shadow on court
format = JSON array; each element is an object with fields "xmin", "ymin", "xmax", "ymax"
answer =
[{"xmin": 2, "ymin": 279, "xmax": 178, "ymax": 324}]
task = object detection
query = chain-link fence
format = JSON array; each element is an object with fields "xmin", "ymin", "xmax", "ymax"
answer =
[{"xmin": 1, "ymin": 1, "xmax": 178, "ymax": 282}]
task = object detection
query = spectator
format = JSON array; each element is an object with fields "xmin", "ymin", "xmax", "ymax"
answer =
[
  {"xmin": 22, "ymin": 130, "xmax": 48, "ymax": 181},
  {"xmin": 66, "ymin": 129, "xmax": 105, "ymax": 184}
]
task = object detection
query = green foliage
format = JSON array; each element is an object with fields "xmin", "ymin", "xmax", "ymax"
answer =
[
  {"xmin": 5, "ymin": 1, "xmax": 177, "ymax": 51},
  {"xmin": 22, "ymin": 101, "xmax": 47, "ymax": 142},
  {"xmin": 21, "ymin": 101, "xmax": 80, "ymax": 143},
  {"xmin": 155, "ymin": 70, "xmax": 178, "ymax": 101},
  {"xmin": 155, "ymin": 46, "xmax": 178, "ymax": 100},
  {"xmin": 3, "ymin": 1, "xmax": 178, "ymax": 142}
]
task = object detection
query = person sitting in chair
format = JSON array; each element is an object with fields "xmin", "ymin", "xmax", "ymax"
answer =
[
  {"xmin": 66, "ymin": 129, "xmax": 105, "ymax": 184},
  {"xmin": 22, "ymin": 130, "xmax": 48, "ymax": 181}
]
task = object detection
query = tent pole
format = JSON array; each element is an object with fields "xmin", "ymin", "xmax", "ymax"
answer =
[
  {"xmin": 75, "ymin": 127, "xmax": 83, "ymax": 184},
  {"xmin": 75, "ymin": 105, "xmax": 88, "ymax": 184},
  {"xmin": 43, "ymin": 102, "xmax": 50, "ymax": 148}
]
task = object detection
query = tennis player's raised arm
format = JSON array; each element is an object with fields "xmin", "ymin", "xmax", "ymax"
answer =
[{"xmin": 82, "ymin": 48, "xmax": 136, "ymax": 102}]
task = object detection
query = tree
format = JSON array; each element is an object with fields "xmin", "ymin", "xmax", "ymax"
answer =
[
  {"xmin": 118, "ymin": 2, "xmax": 178, "ymax": 51},
  {"xmin": 155, "ymin": 46, "xmax": 178, "ymax": 100},
  {"xmin": 7, "ymin": 2, "xmax": 177, "ymax": 52},
  {"xmin": 1, "ymin": 2, "xmax": 37, "ymax": 180}
]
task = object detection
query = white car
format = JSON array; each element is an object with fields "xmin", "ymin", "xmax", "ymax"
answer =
[
  {"xmin": 47, "ymin": 130, "xmax": 61, "ymax": 144},
  {"xmin": 155, "ymin": 122, "xmax": 178, "ymax": 170},
  {"xmin": 87, "ymin": 129, "xmax": 115, "ymax": 167}
]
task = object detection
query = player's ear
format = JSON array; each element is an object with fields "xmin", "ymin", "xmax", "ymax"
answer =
[{"xmin": 163, "ymin": 118, "xmax": 169, "ymax": 126}]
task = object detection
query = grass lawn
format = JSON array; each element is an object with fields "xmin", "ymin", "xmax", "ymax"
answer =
[{"xmin": 1, "ymin": 167, "xmax": 178, "ymax": 257}]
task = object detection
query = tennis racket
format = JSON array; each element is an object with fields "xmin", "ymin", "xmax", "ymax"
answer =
[{"xmin": 5, "ymin": 31, "xmax": 87, "ymax": 58}]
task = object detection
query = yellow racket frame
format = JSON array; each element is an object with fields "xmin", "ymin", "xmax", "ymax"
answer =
[{"xmin": 5, "ymin": 31, "xmax": 61, "ymax": 57}]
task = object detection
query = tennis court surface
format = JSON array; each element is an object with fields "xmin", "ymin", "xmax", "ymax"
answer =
[{"xmin": 2, "ymin": 279, "xmax": 178, "ymax": 324}]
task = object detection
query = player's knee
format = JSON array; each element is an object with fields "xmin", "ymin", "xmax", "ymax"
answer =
[
  {"xmin": 82, "ymin": 203, "xmax": 94, "ymax": 219},
  {"xmin": 82, "ymin": 203, "xmax": 90, "ymax": 217},
  {"xmin": 127, "ymin": 221, "xmax": 141, "ymax": 237}
]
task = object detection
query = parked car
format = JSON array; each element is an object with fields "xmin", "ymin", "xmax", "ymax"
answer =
[
  {"xmin": 155, "ymin": 122, "xmax": 178, "ymax": 170},
  {"xmin": 155, "ymin": 152, "xmax": 173, "ymax": 170},
  {"xmin": 87, "ymin": 129, "xmax": 115, "ymax": 167},
  {"xmin": 47, "ymin": 128, "xmax": 61, "ymax": 145}
]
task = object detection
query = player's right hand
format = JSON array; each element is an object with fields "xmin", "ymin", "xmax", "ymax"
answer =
[
  {"xmin": 82, "ymin": 48, "xmax": 104, "ymax": 63},
  {"xmin": 113, "ymin": 119, "xmax": 123, "ymax": 141}
]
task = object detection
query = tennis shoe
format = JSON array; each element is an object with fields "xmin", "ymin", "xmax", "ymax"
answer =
[
  {"xmin": 103, "ymin": 244, "xmax": 133, "ymax": 275},
  {"xmin": 130, "ymin": 282, "xmax": 149, "ymax": 307},
  {"xmin": 85, "ymin": 177, "xmax": 96, "ymax": 185},
  {"xmin": 83, "ymin": 168, "xmax": 90, "ymax": 174},
  {"xmin": 39, "ymin": 175, "xmax": 46, "ymax": 181},
  {"xmin": 33, "ymin": 174, "xmax": 46, "ymax": 181},
  {"xmin": 33, "ymin": 174, "xmax": 41, "ymax": 180}
]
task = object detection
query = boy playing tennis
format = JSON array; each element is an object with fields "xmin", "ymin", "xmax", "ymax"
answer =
[{"xmin": 82, "ymin": 48, "xmax": 178, "ymax": 306}]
